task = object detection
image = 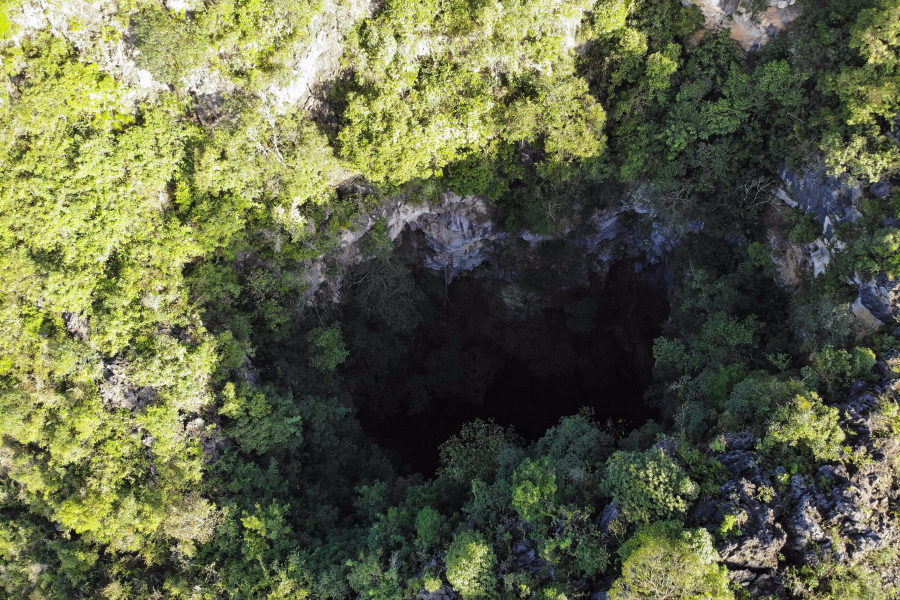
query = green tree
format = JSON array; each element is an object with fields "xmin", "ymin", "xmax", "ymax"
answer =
[
  {"xmin": 821, "ymin": 0, "xmax": 900, "ymax": 180},
  {"xmin": 601, "ymin": 449, "xmax": 698, "ymax": 524},
  {"xmin": 511, "ymin": 457, "xmax": 558, "ymax": 525},
  {"xmin": 439, "ymin": 420, "xmax": 518, "ymax": 484},
  {"xmin": 415, "ymin": 506, "xmax": 446, "ymax": 551},
  {"xmin": 760, "ymin": 392, "xmax": 846, "ymax": 467},
  {"xmin": 307, "ymin": 325, "xmax": 350, "ymax": 372},
  {"xmin": 446, "ymin": 531, "xmax": 497, "ymax": 599},
  {"xmin": 610, "ymin": 521, "xmax": 732, "ymax": 600}
]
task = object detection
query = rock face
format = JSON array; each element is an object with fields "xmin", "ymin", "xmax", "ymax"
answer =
[
  {"xmin": 778, "ymin": 380, "xmax": 900, "ymax": 568},
  {"xmin": 266, "ymin": 0, "xmax": 374, "ymax": 113},
  {"xmin": 421, "ymin": 586, "xmax": 461, "ymax": 600},
  {"xmin": 767, "ymin": 166, "xmax": 863, "ymax": 284},
  {"xmin": 303, "ymin": 191, "xmax": 682, "ymax": 315},
  {"xmin": 778, "ymin": 164, "xmax": 864, "ymax": 237},
  {"xmin": 774, "ymin": 165, "xmax": 900, "ymax": 324},
  {"xmin": 717, "ymin": 476, "xmax": 785, "ymax": 572},
  {"xmin": 411, "ymin": 195, "xmax": 507, "ymax": 279},
  {"xmin": 15, "ymin": 0, "xmax": 163, "ymax": 98},
  {"xmin": 684, "ymin": 0, "xmax": 802, "ymax": 51}
]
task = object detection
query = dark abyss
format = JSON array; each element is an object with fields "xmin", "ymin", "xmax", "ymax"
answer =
[{"xmin": 345, "ymin": 248, "xmax": 670, "ymax": 476}]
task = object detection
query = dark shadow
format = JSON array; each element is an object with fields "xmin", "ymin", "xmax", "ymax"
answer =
[{"xmin": 353, "ymin": 259, "xmax": 670, "ymax": 476}]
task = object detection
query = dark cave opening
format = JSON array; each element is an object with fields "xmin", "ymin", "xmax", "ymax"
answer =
[
  {"xmin": 368, "ymin": 352, "xmax": 658, "ymax": 476},
  {"xmin": 351, "ymin": 255, "xmax": 671, "ymax": 477}
]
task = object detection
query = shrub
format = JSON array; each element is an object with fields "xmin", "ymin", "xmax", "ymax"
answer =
[
  {"xmin": 789, "ymin": 560, "xmax": 890, "ymax": 600},
  {"xmin": 723, "ymin": 374, "xmax": 805, "ymax": 428},
  {"xmin": 423, "ymin": 569, "xmax": 443, "ymax": 593},
  {"xmin": 162, "ymin": 492, "xmax": 220, "ymax": 543},
  {"xmin": 511, "ymin": 457, "xmax": 558, "ymax": 525},
  {"xmin": 219, "ymin": 383, "xmax": 304, "ymax": 454},
  {"xmin": 415, "ymin": 506, "xmax": 445, "ymax": 550},
  {"xmin": 760, "ymin": 392, "xmax": 845, "ymax": 467},
  {"xmin": 348, "ymin": 554, "xmax": 404, "ymax": 600},
  {"xmin": 446, "ymin": 531, "xmax": 496, "ymax": 599},
  {"xmin": 573, "ymin": 536, "xmax": 610, "ymax": 577},
  {"xmin": 812, "ymin": 346, "xmax": 877, "ymax": 394},
  {"xmin": 600, "ymin": 449, "xmax": 697, "ymax": 524},
  {"xmin": 791, "ymin": 299, "xmax": 863, "ymax": 353},
  {"xmin": 536, "ymin": 414, "xmax": 615, "ymax": 487},
  {"xmin": 439, "ymin": 420, "xmax": 518, "ymax": 485}
]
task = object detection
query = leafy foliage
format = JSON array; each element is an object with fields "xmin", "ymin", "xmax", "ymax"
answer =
[
  {"xmin": 446, "ymin": 531, "xmax": 497, "ymax": 599},
  {"xmin": 759, "ymin": 392, "xmax": 846, "ymax": 468},
  {"xmin": 600, "ymin": 449, "xmax": 698, "ymax": 524},
  {"xmin": 610, "ymin": 521, "xmax": 731, "ymax": 600}
]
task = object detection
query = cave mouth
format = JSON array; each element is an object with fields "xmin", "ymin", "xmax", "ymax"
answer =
[{"xmin": 347, "ymin": 249, "xmax": 670, "ymax": 477}]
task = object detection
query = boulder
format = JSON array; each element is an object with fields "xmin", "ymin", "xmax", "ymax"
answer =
[
  {"xmin": 422, "ymin": 585, "xmax": 461, "ymax": 600},
  {"xmin": 724, "ymin": 432, "xmax": 757, "ymax": 451},
  {"xmin": 653, "ymin": 437, "xmax": 679, "ymax": 456},
  {"xmin": 718, "ymin": 450, "xmax": 763, "ymax": 483},
  {"xmin": 597, "ymin": 502, "xmax": 622, "ymax": 533},
  {"xmin": 779, "ymin": 476, "xmax": 834, "ymax": 563},
  {"xmin": 859, "ymin": 275, "xmax": 900, "ymax": 324},
  {"xmin": 870, "ymin": 179, "xmax": 893, "ymax": 198}
]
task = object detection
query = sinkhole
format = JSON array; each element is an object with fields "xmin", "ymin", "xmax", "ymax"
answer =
[{"xmin": 340, "ymin": 237, "xmax": 671, "ymax": 476}]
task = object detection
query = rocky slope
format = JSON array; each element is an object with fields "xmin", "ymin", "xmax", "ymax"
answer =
[
  {"xmin": 301, "ymin": 190, "xmax": 687, "ymax": 318},
  {"xmin": 704, "ymin": 351, "xmax": 900, "ymax": 597},
  {"xmin": 685, "ymin": 0, "xmax": 802, "ymax": 51}
]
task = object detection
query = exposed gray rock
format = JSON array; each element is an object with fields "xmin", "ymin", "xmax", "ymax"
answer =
[
  {"xmin": 303, "ymin": 190, "xmax": 685, "ymax": 314},
  {"xmin": 870, "ymin": 179, "xmax": 893, "ymax": 199},
  {"xmin": 774, "ymin": 186, "xmax": 799, "ymax": 209},
  {"xmin": 421, "ymin": 585, "xmax": 460, "ymax": 600},
  {"xmin": 807, "ymin": 238, "xmax": 832, "ymax": 277},
  {"xmin": 185, "ymin": 418, "xmax": 206, "ymax": 437},
  {"xmin": 63, "ymin": 312, "xmax": 91, "ymax": 344},
  {"xmin": 859, "ymin": 275, "xmax": 900, "ymax": 324},
  {"xmin": 15, "ymin": 0, "xmax": 164, "ymax": 99},
  {"xmin": 653, "ymin": 437, "xmax": 679, "ymax": 456},
  {"xmin": 852, "ymin": 296, "xmax": 884, "ymax": 331},
  {"xmin": 783, "ymin": 476, "xmax": 830, "ymax": 563},
  {"xmin": 718, "ymin": 450, "xmax": 763, "ymax": 483},
  {"xmin": 779, "ymin": 165, "xmax": 864, "ymax": 234},
  {"xmin": 768, "ymin": 233, "xmax": 807, "ymax": 288},
  {"xmin": 508, "ymin": 532, "xmax": 552, "ymax": 576},
  {"xmin": 597, "ymin": 502, "xmax": 622, "ymax": 533},
  {"xmin": 201, "ymin": 430, "xmax": 229, "ymax": 463},
  {"xmin": 238, "ymin": 355, "xmax": 261, "ymax": 387},
  {"xmin": 724, "ymin": 432, "xmax": 758, "ymax": 451},
  {"xmin": 412, "ymin": 195, "xmax": 506, "ymax": 281},
  {"xmin": 692, "ymin": 497, "xmax": 720, "ymax": 521},
  {"xmin": 266, "ymin": 0, "xmax": 375, "ymax": 113},
  {"xmin": 718, "ymin": 479, "xmax": 786, "ymax": 571},
  {"xmin": 185, "ymin": 69, "xmax": 236, "ymax": 126},
  {"xmin": 100, "ymin": 359, "xmax": 158, "ymax": 411},
  {"xmin": 728, "ymin": 568, "xmax": 757, "ymax": 586},
  {"xmin": 683, "ymin": 0, "xmax": 801, "ymax": 51},
  {"xmin": 699, "ymin": 357, "xmax": 900, "ymax": 598}
]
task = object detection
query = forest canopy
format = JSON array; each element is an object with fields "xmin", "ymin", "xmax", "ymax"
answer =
[{"xmin": 0, "ymin": 0, "xmax": 900, "ymax": 598}]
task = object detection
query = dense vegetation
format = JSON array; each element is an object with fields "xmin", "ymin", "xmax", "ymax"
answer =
[{"xmin": 0, "ymin": 0, "xmax": 899, "ymax": 598}]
